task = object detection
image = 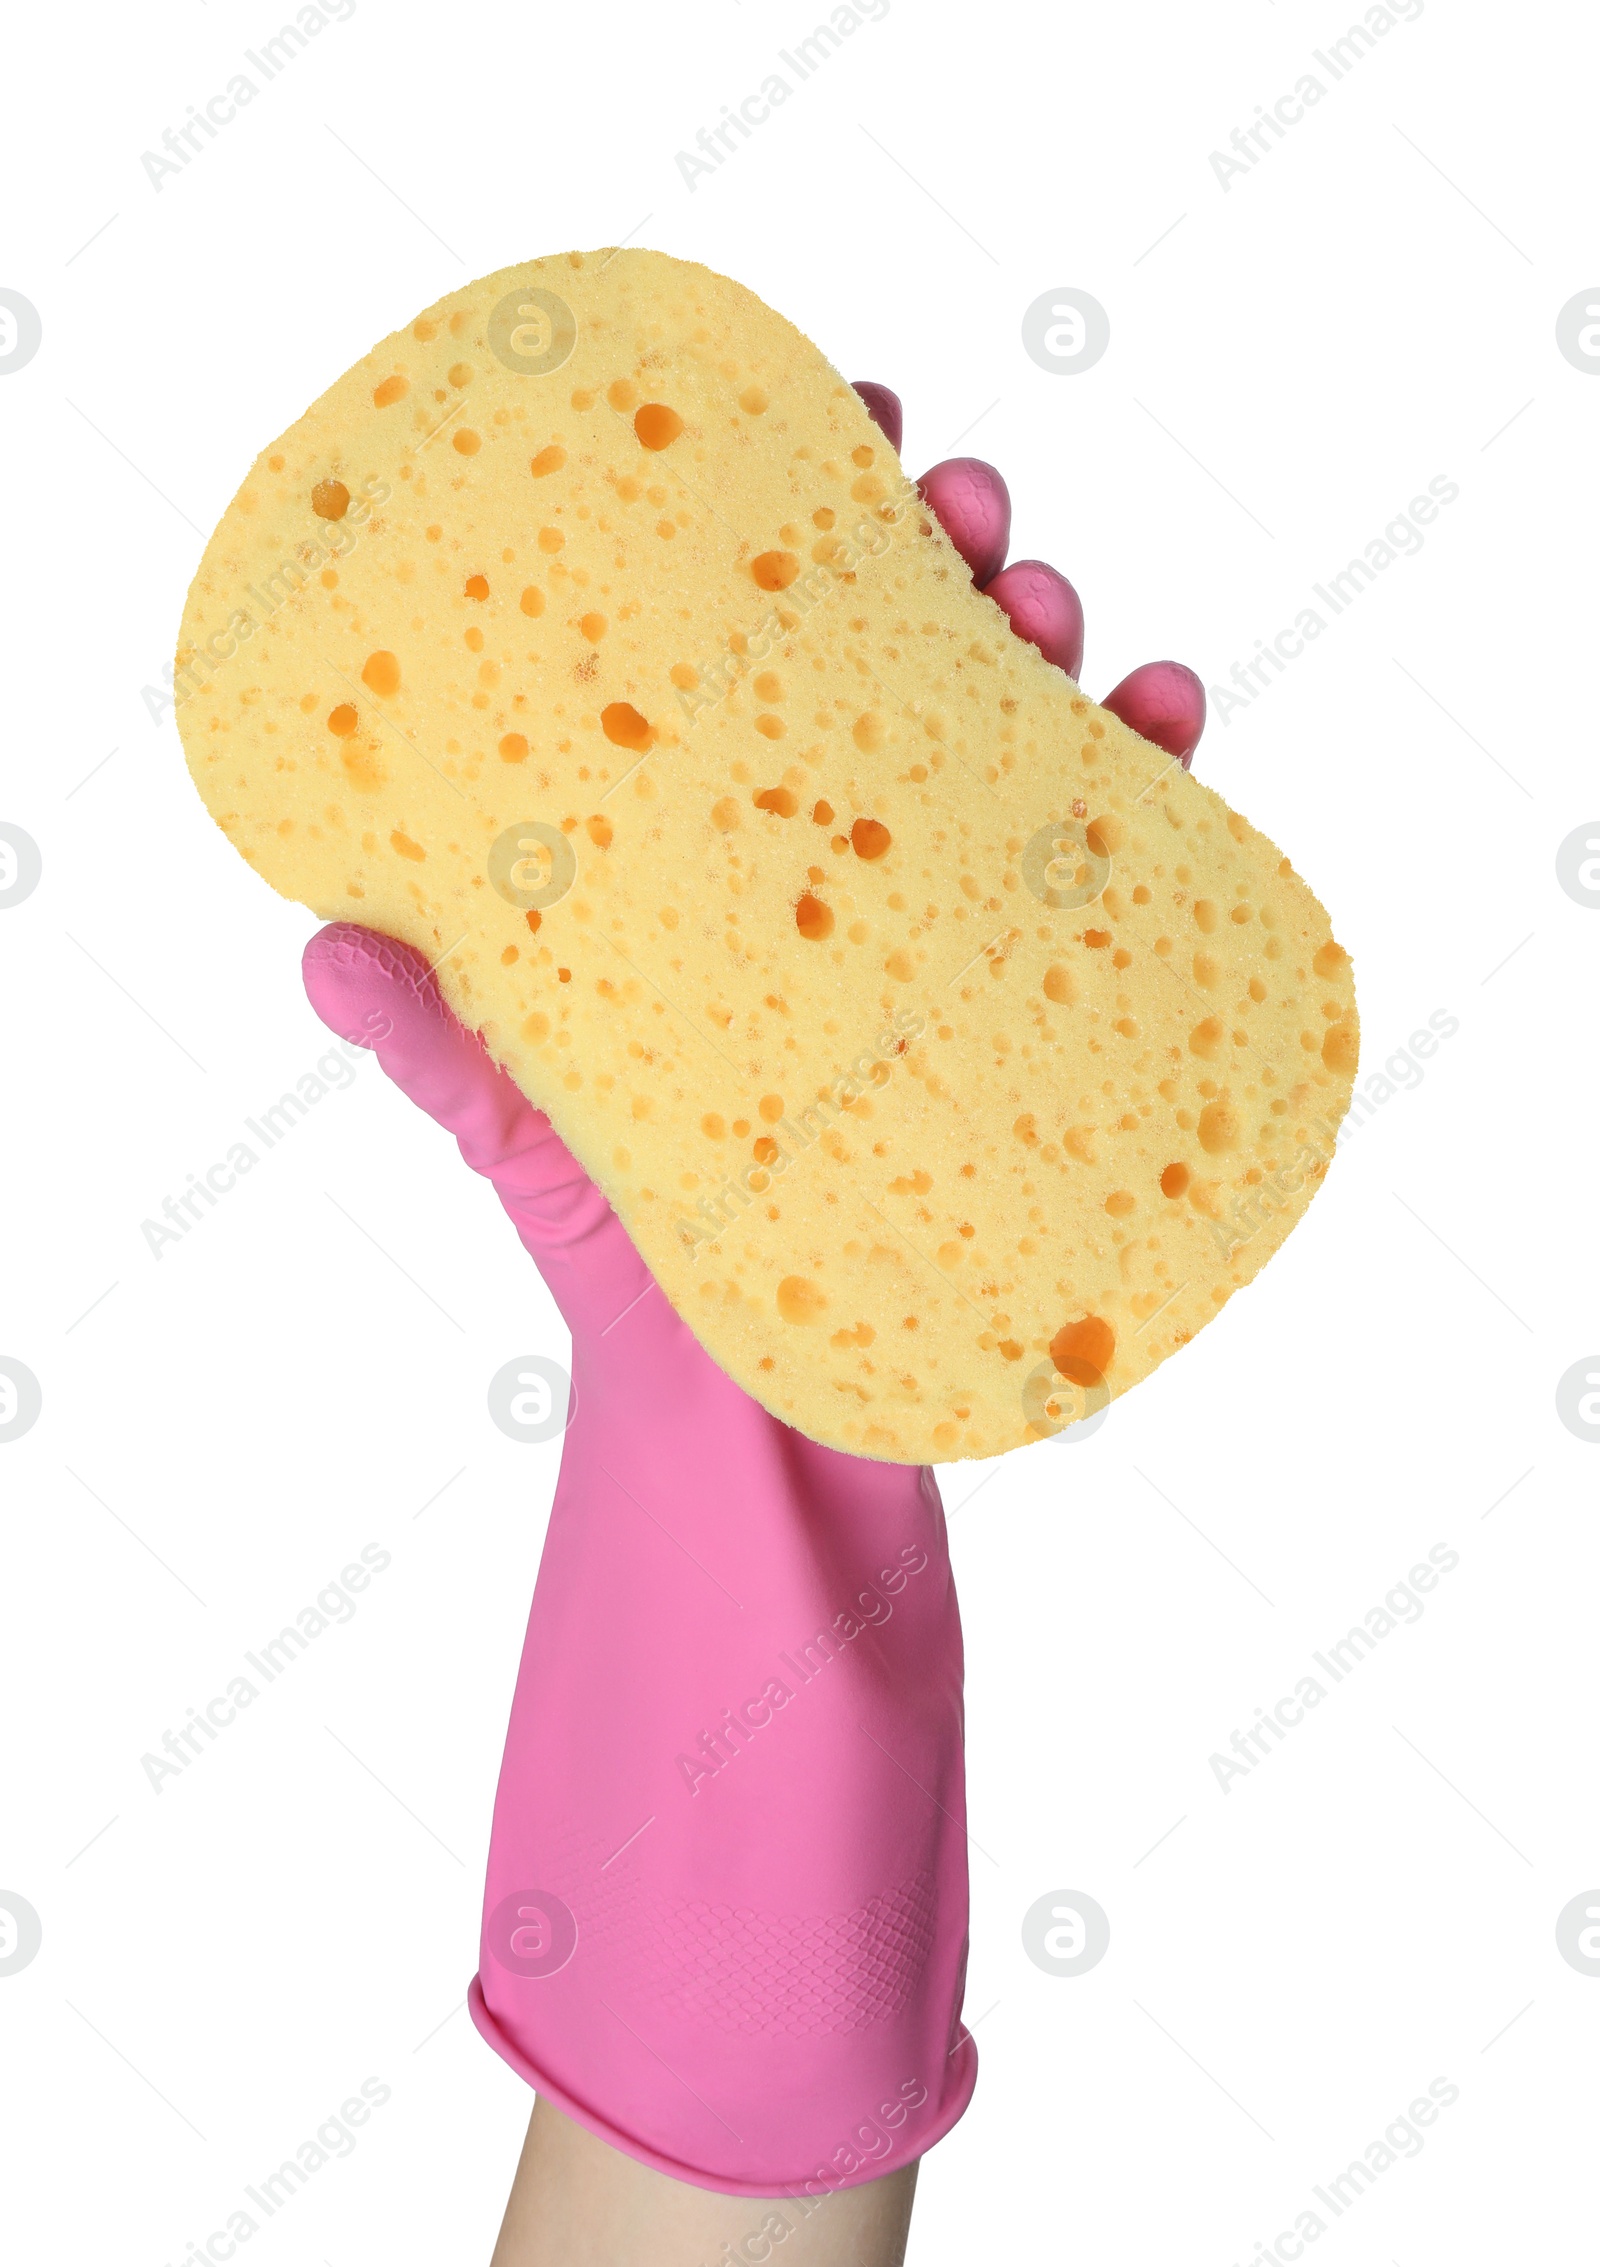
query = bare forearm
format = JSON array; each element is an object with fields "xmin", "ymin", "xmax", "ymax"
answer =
[{"xmin": 492, "ymin": 2099, "xmax": 919, "ymax": 2267}]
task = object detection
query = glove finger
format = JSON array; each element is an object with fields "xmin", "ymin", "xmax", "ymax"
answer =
[
  {"xmin": 856, "ymin": 393, "xmax": 1197, "ymax": 773},
  {"xmin": 1101, "ymin": 659, "xmax": 1207, "ymax": 767},
  {"xmin": 302, "ymin": 920, "xmax": 539, "ymax": 1162},
  {"xmin": 914, "ymin": 456, "xmax": 1011, "ymax": 585},
  {"xmin": 979, "ymin": 558, "xmax": 1085, "ymax": 677},
  {"xmin": 854, "ymin": 401, "xmax": 1089, "ymax": 685},
  {"xmin": 851, "ymin": 379, "xmax": 904, "ymax": 453}
]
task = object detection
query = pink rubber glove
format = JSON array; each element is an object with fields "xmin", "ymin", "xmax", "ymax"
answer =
[
  {"xmin": 302, "ymin": 386, "xmax": 1205, "ymax": 2199},
  {"xmin": 308, "ymin": 920, "xmax": 972, "ymax": 2194}
]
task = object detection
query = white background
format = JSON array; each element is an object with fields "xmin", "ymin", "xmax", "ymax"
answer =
[{"xmin": 1, "ymin": 1, "xmax": 1595, "ymax": 2260}]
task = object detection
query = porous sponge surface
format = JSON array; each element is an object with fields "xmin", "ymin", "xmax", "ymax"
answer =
[{"xmin": 178, "ymin": 248, "xmax": 1357, "ymax": 1462}]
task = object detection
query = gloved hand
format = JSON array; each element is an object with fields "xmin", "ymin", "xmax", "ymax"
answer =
[{"xmin": 302, "ymin": 383, "xmax": 1205, "ymax": 2199}]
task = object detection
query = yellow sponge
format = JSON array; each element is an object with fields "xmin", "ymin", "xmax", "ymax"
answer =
[{"xmin": 177, "ymin": 248, "xmax": 1358, "ymax": 1461}]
